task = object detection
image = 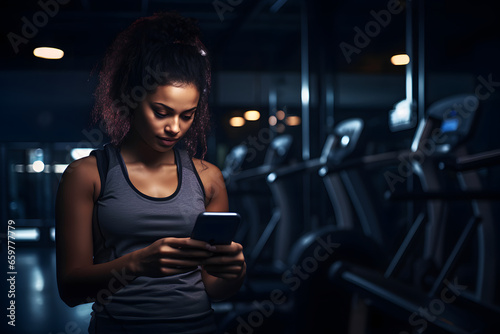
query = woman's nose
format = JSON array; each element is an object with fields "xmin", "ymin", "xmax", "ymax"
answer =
[{"xmin": 165, "ymin": 117, "xmax": 180, "ymax": 135}]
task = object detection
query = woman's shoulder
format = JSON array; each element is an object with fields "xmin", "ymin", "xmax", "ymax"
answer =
[
  {"xmin": 191, "ymin": 158, "xmax": 226, "ymax": 194},
  {"xmin": 63, "ymin": 155, "xmax": 98, "ymax": 176},
  {"xmin": 191, "ymin": 157, "xmax": 228, "ymax": 210},
  {"xmin": 191, "ymin": 158, "xmax": 223, "ymax": 180},
  {"xmin": 59, "ymin": 155, "xmax": 101, "ymax": 200}
]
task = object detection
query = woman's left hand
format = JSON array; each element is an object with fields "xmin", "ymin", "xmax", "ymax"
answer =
[{"xmin": 202, "ymin": 242, "xmax": 245, "ymax": 280}]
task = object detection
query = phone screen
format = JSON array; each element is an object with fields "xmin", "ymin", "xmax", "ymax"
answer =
[{"xmin": 190, "ymin": 212, "xmax": 240, "ymax": 245}]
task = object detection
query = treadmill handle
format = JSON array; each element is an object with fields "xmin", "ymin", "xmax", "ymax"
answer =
[{"xmin": 441, "ymin": 149, "xmax": 500, "ymax": 171}]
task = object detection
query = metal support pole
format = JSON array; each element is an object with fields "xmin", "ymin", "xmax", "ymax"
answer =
[
  {"xmin": 405, "ymin": 0, "xmax": 413, "ymax": 105},
  {"xmin": 269, "ymin": 84, "xmax": 277, "ymax": 138},
  {"xmin": 406, "ymin": 0, "xmax": 426, "ymax": 225},
  {"xmin": 300, "ymin": 0, "xmax": 311, "ymax": 234},
  {"xmin": 417, "ymin": 0, "xmax": 426, "ymax": 122},
  {"xmin": 407, "ymin": 0, "xmax": 425, "ymax": 122},
  {"xmin": 300, "ymin": 0, "xmax": 310, "ymax": 161}
]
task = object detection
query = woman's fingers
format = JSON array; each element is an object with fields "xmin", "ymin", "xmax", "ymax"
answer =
[
  {"xmin": 202, "ymin": 254, "xmax": 243, "ymax": 265},
  {"xmin": 159, "ymin": 247, "xmax": 212, "ymax": 259},
  {"xmin": 163, "ymin": 237, "xmax": 213, "ymax": 250},
  {"xmin": 207, "ymin": 242, "xmax": 243, "ymax": 255},
  {"xmin": 202, "ymin": 241, "xmax": 245, "ymax": 279},
  {"xmin": 203, "ymin": 264, "xmax": 242, "ymax": 273},
  {"xmin": 134, "ymin": 237, "xmax": 218, "ymax": 277},
  {"xmin": 203, "ymin": 264, "xmax": 244, "ymax": 279},
  {"xmin": 159, "ymin": 258, "xmax": 201, "ymax": 268},
  {"xmin": 138, "ymin": 238, "xmax": 245, "ymax": 278},
  {"xmin": 159, "ymin": 237, "xmax": 214, "ymax": 259}
]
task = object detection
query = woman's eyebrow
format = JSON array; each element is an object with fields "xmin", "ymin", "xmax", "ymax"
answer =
[{"xmin": 152, "ymin": 103, "xmax": 197, "ymax": 113}]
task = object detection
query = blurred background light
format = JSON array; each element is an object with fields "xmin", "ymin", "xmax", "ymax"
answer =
[
  {"xmin": 389, "ymin": 99, "xmax": 416, "ymax": 132},
  {"xmin": 285, "ymin": 116, "xmax": 301, "ymax": 126},
  {"xmin": 33, "ymin": 47, "xmax": 64, "ymax": 60},
  {"xmin": 32, "ymin": 160, "xmax": 45, "ymax": 173},
  {"xmin": 340, "ymin": 135, "xmax": 350, "ymax": 147},
  {"xmin": 71, "ymin": 148, "xmax": 93, "ymax": 160},
  {"xmin": 229, "ymin": 116, "xmax": 245, "ymax": 127},
  {"xmin": 244, "ymin": 110, "xmax": 260, "ymax": 121},
  {"xmin": 276, "ymin": 110, "xmax": 286, "ymax": 120},
  {"xmin": 301, "ymin": 86, "xmax": 309, "ymax": 104},
  {"xmin": 15, "ymin": 228, "xmax": 40, "ymax": 241},
  {"xmin": 391, "ymin": 54, "xmax": 410, "ymax": 65}
]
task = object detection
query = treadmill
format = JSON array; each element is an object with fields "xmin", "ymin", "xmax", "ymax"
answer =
[{"xmin": 329, "ymin": 94, "xmax": 500, "ymax": 333}]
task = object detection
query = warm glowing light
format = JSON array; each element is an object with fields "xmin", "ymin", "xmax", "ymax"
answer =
[
  {"xmin": 276, "ymin": 123, "xmax": 285, "ymax": 133},
  {"xmin": 285, "ymin": 116, "xmax": 301, "ymax": 126},
  {"xmin": 244, "ymin": 110, "xmax": 260, "ymax": 121},
  {"xmin": 229, "ymin": 116, "xmax": 245, "ymax": 127},
  {"xmin": 269, "ymin": 115, "xmax": 277, "ymax": 126},
  {"xmin": 33, "ymin": 47, "xmax": 64, "ymax": 59},
  {"xmin": 276, "ymin": 110, "xmax": 285, "ymax": 120},
  {"xmin": 391, "ymin": 54, "xmax": 410, "ymax": 65}
]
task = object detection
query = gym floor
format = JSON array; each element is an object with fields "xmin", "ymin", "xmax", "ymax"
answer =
[{"xmin": 2, "ymin": 246, "xmax": 92, "ymax": 334}]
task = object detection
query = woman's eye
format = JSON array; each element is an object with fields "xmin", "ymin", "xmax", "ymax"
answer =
[
  {"xmin": 152, "ymin": 108, "xmax": 167, "ymax": 118},
  {"xmin": 182, "ymin": 114, "xmax": 194, "ymax": 121}
]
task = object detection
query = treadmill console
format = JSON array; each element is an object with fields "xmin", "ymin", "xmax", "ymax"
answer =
[{"xmin": 427, "ymin": 94, "xmax": 479, "ymax": 151}]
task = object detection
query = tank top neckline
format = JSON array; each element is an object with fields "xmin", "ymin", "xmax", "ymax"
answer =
[{"xmin": 114, "ymin": 146, "xmax": 183, "ymax": 201}]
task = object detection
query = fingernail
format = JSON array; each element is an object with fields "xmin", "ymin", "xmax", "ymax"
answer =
[{"xmin": 206, "ymin": 244, "xmax": 216, "ymax": 251}]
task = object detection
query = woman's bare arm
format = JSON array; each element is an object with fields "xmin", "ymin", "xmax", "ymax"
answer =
[
  {"xmin": 55, "ymin": 156, "xmax": 138, "ymax": 307},
  {"xmin": 194, "ymin": 159, "xmax": 246, "ymax": 300}
]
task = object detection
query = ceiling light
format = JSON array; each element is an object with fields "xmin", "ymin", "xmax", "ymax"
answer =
[
  {"xmin": 276, "ymin": 110, "xmax": 285, "ymax": 121},
  {"xmin": 391, "ymin": 54, "xmax": 410, "ymax": 65},
  {"xmin": 33, "ymin": 47, "xmax": 64, "ymax": 60},
  {"xmin": 244, "ymin": 110, "xmax": 260, "ymax": 121},
  {"xmin": 285, "ymin": 116, "xmax": 301, "ymax": 126},
  {"xmin": 229, "ymin": 116, "xmax": 245, "ymax": 127}
]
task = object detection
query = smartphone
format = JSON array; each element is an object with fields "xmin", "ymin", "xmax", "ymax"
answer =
[{"xmin": 190, "ymin": 212, "xmax": 241, "ymax": 245}]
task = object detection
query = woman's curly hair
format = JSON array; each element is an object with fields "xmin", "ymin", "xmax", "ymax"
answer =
[{"xmin": 92, "ymin": 11, "xmax": 211, "ymax": 158}]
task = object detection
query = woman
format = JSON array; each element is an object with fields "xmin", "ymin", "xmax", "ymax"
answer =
[{"xmin": 55, "ymin": 11, "xmax": 246, "ymax": 333}]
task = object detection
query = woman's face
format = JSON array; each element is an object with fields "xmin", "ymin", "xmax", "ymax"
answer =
[{"xmin": 132, "ymin": 83, "xmax": 200, "ymax": 152}]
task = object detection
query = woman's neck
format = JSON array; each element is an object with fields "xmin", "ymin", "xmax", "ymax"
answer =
[{"xmin": 119, "ymin": 131, "xmax": 176, "ymax": 167}]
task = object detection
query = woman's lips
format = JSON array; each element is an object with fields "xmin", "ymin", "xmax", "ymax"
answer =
[{"xmin": 158, "ymin": 137, "xmax": 178, "ymax": 146}]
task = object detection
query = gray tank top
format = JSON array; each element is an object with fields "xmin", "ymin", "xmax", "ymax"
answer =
[{"xmin": 90, "ymin": 144, "xmax": 215, "ymax": 332}]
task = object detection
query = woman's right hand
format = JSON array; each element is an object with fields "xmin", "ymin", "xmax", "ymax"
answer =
[{"xmin": 130, "ymin": 237, "xmax": 215, "ymax": 277}]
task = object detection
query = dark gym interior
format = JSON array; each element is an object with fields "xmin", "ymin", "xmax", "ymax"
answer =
[{"xmin": 1, "ymin": 0, "xmax": 500, "ymax": 333}]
